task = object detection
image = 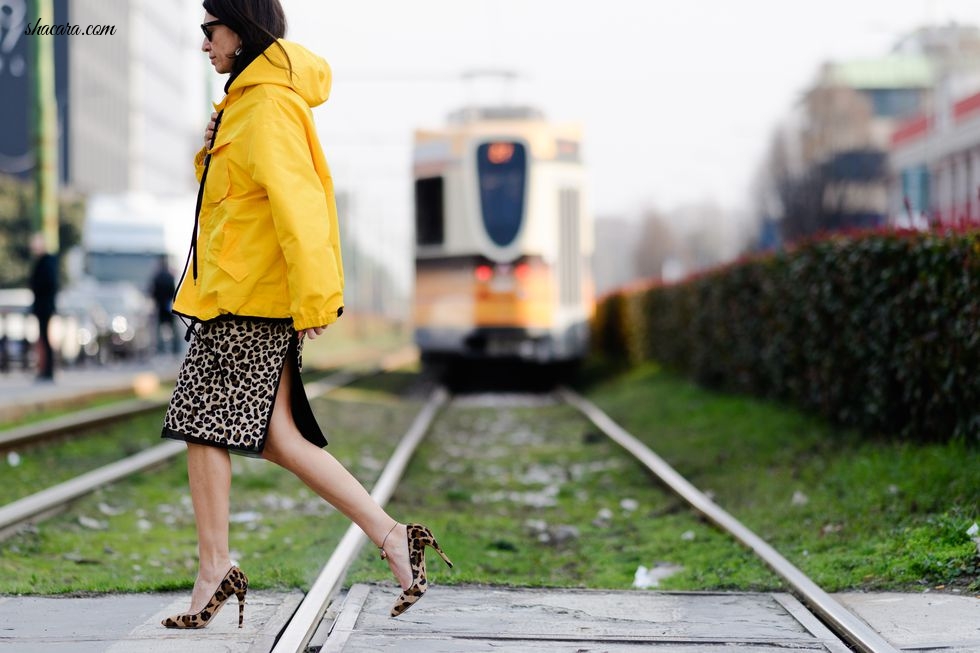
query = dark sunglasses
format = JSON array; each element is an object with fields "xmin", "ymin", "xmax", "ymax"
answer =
[{"xmin": 201, "ymin": 19, "xmax": 222, "ymax": 41}]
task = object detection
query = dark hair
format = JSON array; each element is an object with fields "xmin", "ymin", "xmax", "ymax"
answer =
[{"xmin": 202, "ymin": 0, "xmax": 292, "ymax": 91}]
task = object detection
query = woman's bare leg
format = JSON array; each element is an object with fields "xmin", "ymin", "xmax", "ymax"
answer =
[
  {"xmin": 185, "ymin": 442, "xmax": 234, "ymax": 612},
  {"xmin": 262, "ymin": 362, "xmax": 412, "ymax": 589}
]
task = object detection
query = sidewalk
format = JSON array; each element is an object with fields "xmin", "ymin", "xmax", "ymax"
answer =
[{"xmin": 0, "ymin": 356, "xmax": 181, "ymax": 423}]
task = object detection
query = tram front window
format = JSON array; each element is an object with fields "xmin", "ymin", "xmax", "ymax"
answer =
[{"xmin": 477, "ymin": 141, "xmax": 526, "ymax": 247}]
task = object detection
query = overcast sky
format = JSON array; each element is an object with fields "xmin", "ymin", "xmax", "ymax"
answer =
[{"xmin": 263, "ymin": 1, "xmax": 980, "ymax": 215}]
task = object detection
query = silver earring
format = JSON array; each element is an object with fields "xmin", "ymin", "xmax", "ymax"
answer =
[{"xmin": 234, "ymin": 46, "xmax": 242, "ymax": 56}]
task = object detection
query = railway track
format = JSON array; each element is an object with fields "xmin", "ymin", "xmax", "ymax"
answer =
[
  {"xmin": 0, "ymin": 368, "xmax": 900, "ymax": 652},
  {"xmin": 268, "ymin": 385, "xmax": 898, "ymax": 653}
]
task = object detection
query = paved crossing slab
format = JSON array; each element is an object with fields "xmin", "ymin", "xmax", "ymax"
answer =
[
  {"xmin": 317, "ymin": 585, "xmax": 851, "ymax": 652},
  {"xmin": 0, "ymin": 591, "xmax": 301, "ymax": 652}
]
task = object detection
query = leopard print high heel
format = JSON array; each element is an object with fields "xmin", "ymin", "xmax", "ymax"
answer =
[
  {"xmin": 162, "ymin": 566, "xmax": 248, "ymax": 629},
  {"xmin": 382, "ymin": 523, "xmax": 453, "ymax": 617}
]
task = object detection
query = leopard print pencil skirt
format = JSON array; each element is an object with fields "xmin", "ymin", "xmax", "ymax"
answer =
[{"xmin": 161, "ymin": 317, "xmax": 326, "ymax": 456}]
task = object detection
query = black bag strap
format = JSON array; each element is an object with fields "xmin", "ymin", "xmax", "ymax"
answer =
[
  {"xmin": 191, "ymin": 110, "xmax": 224, "ymax": 282},
  {"xmin": 175, "ymin": 109, "xmax": 224, "ymax": 298}
]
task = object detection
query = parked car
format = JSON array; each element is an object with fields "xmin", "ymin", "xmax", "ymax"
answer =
[
  {"xmin": 87, "ymin": 283, "xmax": 154, "ymax": 360},
  {"xmin": 0, "ymin": 285, "xmax": 145, "ymax": 371},
  {"xmin": 0, "ymin": 288, "xmax": 36, "ymax": 371},
  {"xmin": 0, "ymin": 288, "xmax": 89, "ymax": 369},
  {"xmin": 57, "ymin": 287, "xmax": 111, "ymax": 365}
]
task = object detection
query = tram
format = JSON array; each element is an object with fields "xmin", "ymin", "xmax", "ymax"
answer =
[{"xmin": 412, "ymin": 105, "xmax": 594, "ymax": 368}]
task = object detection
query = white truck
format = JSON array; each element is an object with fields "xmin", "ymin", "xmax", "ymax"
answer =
[
  {"xmin": 67, "ymin": 192, "xmax": 194, "ymax": 359},
  {"xmin": 80, "ymin": 192, "xmax": 192, "ymax": 284}
]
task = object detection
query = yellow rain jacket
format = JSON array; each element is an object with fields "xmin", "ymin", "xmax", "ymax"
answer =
[{"xmin": 173, "ymin": 39, "xmax": 344, "ymax": 330}]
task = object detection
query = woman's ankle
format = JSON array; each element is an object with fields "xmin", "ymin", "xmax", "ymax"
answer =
[{"xmin": 197, "ymin": 558, "xmax": 233, "ymax": 581}]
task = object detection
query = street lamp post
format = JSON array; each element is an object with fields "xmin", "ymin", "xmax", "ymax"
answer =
[{"xmin": 30, "ymin": 0, "xmax": 59, "ymax": 253}]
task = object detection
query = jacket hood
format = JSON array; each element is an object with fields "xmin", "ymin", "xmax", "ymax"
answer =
[{"xmin": 228, "ymin": 39, "xmax": 331, "ymax": 108}]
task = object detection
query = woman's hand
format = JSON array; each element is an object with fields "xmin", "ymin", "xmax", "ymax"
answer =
[
  {"xmin": 298, "ymin": 326, "xmax": 327, "ymax": 341},
  {"xmin": 204, "ymin": 112, "xmax": 218, "ymax": 147}
]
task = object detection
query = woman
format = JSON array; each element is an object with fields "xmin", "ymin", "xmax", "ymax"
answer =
[{"xmin": 160, "ymin": 0, "xmax": 451, "ymax": 629}]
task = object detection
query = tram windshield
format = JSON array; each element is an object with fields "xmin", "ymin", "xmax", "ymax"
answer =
[{"xmin": 477, "ymin": 141, "xmax": 526, "ymax": 247}]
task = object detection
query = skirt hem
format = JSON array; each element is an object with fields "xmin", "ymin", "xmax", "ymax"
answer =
[{"xmin": 162, "ymin": 427, "xmax": 265, "ymax": 458}]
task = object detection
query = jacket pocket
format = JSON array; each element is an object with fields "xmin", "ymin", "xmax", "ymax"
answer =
[
  {"xmin": 216, "ymin": 223, "xmax": 250, "ymax": 283},
  {"xmin": 203, "ymin": 141, "xmax": 232, "ymax": 205}
]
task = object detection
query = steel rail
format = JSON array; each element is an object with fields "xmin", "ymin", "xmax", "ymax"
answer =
[
  {"xmin": 559, "ymin": 387, "xmax": 899, "ymax": 653},
  {"xmin": 270, "ymin": 386, "xmax": 449, "ymax": 653},
  {"xmin": 0, "ymin": 440, "xmax": 186, "ymax": 539},
  {"xmin": 0, "ymin": 397, "xmax": 169, "ymax": 452}
]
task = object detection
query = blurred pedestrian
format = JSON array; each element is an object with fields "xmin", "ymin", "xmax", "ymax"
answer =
[
  {"xmin": 148, "ymin": 255, "xmax": 178, "ymax": 355},
  {"xmin": 159, "ymin": 0, "xmax": 452, "ymax": 631},
  {"xmin": 29, "ymin": 232, "xmax": 58, "ymax": 381}
]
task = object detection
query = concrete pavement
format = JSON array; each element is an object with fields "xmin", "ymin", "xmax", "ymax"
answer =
[{"xmin": 1, "ymin": 586, "xmax": 977, "ymax": 652}]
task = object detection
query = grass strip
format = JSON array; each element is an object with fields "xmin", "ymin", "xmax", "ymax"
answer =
[
  {"xmin": 578, "ymin": 363, "xmax": 980, "ymax": 593},
  {"xmin": 7, "ymin": 363, "xmax": 969, "ymax": 598}
]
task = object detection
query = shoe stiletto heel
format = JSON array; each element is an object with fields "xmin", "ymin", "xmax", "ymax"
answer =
[
  {"xmin": 383, "ymin": 523, "xmax": 453, "ymax": 617},
  {"xmin": 162, "ymin": 566, "xmax": 249, "ymax": 629}
]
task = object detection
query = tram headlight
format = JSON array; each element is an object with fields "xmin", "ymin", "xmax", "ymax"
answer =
[{"xmin": 475, "ymin": 264, "xmax": 493, "ymax": 282}]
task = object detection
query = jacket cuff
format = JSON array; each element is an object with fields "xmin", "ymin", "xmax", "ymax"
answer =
[{"xmin": 293, "ymin": 305, "xmax": 344, "ymax": 331}]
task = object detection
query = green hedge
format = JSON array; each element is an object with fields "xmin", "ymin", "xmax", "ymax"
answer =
[{"xmin": 592, "ymin": 230, "xmax": 980, "ymax": 443}]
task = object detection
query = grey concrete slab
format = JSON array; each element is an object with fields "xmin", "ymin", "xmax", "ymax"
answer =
[
  {"xmin": 3, "ymin": 588, "xmax": 971, "ymax": 652},
  {"xmin": 320, "ymin": 585, "xmax": 850, "ymax": 652},
  {"xmin": 835, "ymin": 592, "xmax": 980, "ymax": 652},
  {"xmin": 332, "ymin": 635, "xmax": 832, "ymax": 652},
  {"xmin": 0, "ymin": 591, "xmax": 301, "ymax": 652}
]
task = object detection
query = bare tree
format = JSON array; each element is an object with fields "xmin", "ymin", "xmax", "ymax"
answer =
[{"xmin": 632, "ymin": 208, "xmax": 676, "ymax": 282}]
